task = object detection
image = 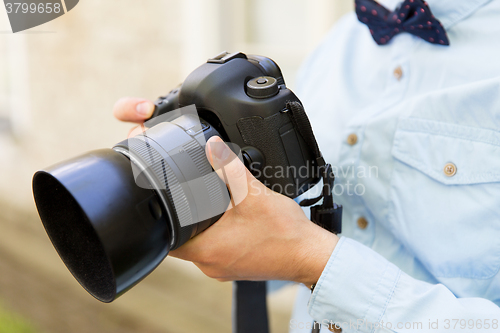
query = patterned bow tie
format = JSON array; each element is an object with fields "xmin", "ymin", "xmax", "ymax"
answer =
[{"xmin": 355, "ymin": 0, "xmax": 450, "ymax": 46}]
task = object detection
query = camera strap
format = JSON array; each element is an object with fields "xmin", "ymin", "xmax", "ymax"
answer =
[
  {"xmin": 298, "ymin": 163, "xmax": 343, "ymax": 235},
  {"xmin": 233, "ymin": 281, "xmax": 269, "ymax": 333},
  {"xmin": 286, "ymin": 101, "xmax": 342, "ymax": 235}
]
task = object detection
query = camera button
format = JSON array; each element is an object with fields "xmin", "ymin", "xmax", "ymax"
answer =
[{"xmin": 247, "ymin": 76, "xmax": 279, "ymax": 99}]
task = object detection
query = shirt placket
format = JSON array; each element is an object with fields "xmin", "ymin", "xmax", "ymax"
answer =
[{"xmin": 337, "ymin": 34, "xmax": 414, "ymax": 248}]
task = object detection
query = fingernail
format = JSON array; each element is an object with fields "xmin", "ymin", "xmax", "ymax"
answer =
[
  {"xmin": 136, "ymin": 101, "xmax": 154, "ymax": 117},
  {"xmin": 211, "ymin": 139, "xmax": 230, "ymax": 161}
]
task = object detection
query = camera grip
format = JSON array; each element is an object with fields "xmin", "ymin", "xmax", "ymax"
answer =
[{"xmin": 237, "ymin": 112, "xmax": 317, "ymax": 198}]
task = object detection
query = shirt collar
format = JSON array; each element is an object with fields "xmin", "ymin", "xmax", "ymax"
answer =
[{"xmin": 377, "ymin": 0, "xmax": 494, "ymax": 28}]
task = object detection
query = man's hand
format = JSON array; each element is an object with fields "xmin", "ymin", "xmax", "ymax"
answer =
[
  {"xmin": 113, "ymin": 97, "xmax": 339, "ymax": 286},
  {"xmin": 112, "ymin": 97, "xmax": 155, "ymax": 137}
]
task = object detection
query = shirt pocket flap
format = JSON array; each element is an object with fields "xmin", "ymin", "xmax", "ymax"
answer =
[{"xmin": 392, "ymin": 118, "xmax": 500, "ymax": 185}]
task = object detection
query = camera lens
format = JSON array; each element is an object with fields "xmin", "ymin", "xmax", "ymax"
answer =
[{"xmin": 32, "ymin": 114, "xmax": 231, "ymax": 302}]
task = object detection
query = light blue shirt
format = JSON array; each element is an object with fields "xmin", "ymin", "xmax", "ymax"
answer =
[{"xmin": 289, "ymin": 0, "xmax": 500, "ymax": 332}]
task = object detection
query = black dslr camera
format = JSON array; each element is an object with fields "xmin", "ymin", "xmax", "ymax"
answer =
[
  {"xmin": 150, "ymin": 52, "xmax": 320, "ymax": 194},
  {"xmin": 32, "ymin": 52, "xmax": 341, "ymax": 304}
]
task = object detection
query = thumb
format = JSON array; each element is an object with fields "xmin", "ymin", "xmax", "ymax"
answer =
[{"xmin": 206, "ymin": 136, "xmax": 251, "ymax": 207}]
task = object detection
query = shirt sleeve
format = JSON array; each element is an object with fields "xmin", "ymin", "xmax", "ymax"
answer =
[{"xmin": 309, "ymin": 237, "xmax": 500, "ymax": 332}]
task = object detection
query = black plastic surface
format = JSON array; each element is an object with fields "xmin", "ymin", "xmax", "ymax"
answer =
[{"xmin": 207, "ymin": 51, "xmax": 247, "ymax": 64}]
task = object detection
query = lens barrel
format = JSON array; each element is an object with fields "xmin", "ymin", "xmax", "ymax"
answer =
[{"xmin": 114, "ymin": 116, "xmax": 230, "ymax": 251}]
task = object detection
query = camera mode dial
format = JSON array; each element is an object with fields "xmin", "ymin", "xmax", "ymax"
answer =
[{"xmin": 246, "ymin": 76, "xmax": 279, "ymax": 99}]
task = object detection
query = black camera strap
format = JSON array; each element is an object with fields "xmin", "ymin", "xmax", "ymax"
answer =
[
  {"xmin": 233, "ymin": 102, "xmax": 342, "ymax": 333},
  {"xmin": 298, "ymin": 163, "xmax": 343, "ymax": 235},
  {"xmin": 286, "ymin": 101, "xmax": 342, "ymax": 235},
  {"xmin": 233, "ymin": 281, "xmax": 269, "ymax": 333}
]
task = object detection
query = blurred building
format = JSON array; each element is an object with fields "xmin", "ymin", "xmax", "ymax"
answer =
[{"xmin": 0, "ymin": 1, "xmax": 352, "ymax": 333}]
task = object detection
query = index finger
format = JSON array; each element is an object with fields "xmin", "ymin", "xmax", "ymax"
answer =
[{"xmin": 112, "ymin": 97, "xmax": 155, "ymax": 123}]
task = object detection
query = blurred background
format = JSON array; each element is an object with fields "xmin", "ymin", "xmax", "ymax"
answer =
[{"xmin": 0, "ymin": 1, "xmax": 353, "ymax": 332}]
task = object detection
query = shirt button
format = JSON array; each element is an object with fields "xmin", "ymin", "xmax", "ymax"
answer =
[
  {"xmin": 393, "ymin": 66, "xmax": 403, "ymax": 81},
  {"xmin": 329, "ymin": 323, "xmax": 342, "ymax": 333},
  {"xmin": 357, "ymin": 217, "xmax": 369, "ymax": 230},
  {"xmin": 444, "ymin": 163, "xmax": 457, "ymax": 177},
  {"xmin": 347, "ymin": 133, "xmax": 358, "ymax": 145}
]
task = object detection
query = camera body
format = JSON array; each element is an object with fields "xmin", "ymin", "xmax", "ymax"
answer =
[{"xmin": 151, "ymin": 51, "xmax": 321, "ymax": 197}]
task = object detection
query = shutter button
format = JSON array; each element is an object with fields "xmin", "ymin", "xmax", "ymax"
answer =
[{"xmin": 247, "ymin": 76, "xmax": 279, "ymax": 99}]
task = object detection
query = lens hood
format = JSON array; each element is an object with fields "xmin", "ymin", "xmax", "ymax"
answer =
[{"xmin": 33, "ymin": 149, "xmax": 170, "ymax": 302}]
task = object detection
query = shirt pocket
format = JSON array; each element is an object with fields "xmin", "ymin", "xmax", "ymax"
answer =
[{"xmin": 388, "ymin": 118, "xmax": 500, "ymax": 279}]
